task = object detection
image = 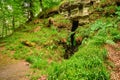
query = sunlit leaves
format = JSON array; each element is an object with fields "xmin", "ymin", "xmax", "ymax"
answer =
[{"xmin": 43, "ymin": 0, "xmax": 61, "ymax": 9}]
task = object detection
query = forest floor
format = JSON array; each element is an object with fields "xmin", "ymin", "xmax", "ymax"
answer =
[
  {"xmin": 106, "ymin": 42, "xmax": 120, "ymax": 80},
  {"xmin": 1, "ymin": 38, "xmax": 120, "ymax": 80},
  {"xmin": 0, "ymin": 14, "xmax": 120, "ymax": 79},
  {"xmin": 0, "ymin": 48, "xmax": 30, "ymax": 80},
  {"xmin": 0, "ymin": 17, "xmax": 66, "ymax": 80}
]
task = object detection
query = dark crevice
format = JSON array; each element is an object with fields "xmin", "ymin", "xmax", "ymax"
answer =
[
  {"xmin": 71, "ymin": 20, "xmax": 79, "ymax": 31},
  {"xmin": 63, "ymin": 20, "xmax": 80, "ymax": 59},
  {"xmin": 58, "ymin": 20, "xmax": 82, "ymax": 59},
  {"xmin": 70, "ymin": 32, "xmax": 75, "ymax": 47},
  {"xmin": 116, "ymin": 1, "xmax": 120, "ymax": 6}
]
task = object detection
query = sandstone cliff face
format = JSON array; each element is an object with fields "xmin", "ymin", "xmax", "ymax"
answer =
[{"xmin": 59, "ymin": 0, "xmax": 101, "ymax": 25}]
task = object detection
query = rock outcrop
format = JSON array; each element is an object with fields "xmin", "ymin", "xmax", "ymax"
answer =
[{"xmin": 59, "ymin": 0, "xmax": 101, "ymax": 25}]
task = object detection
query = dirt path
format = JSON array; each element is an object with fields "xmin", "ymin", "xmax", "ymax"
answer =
[
  {"xmin": 0, "ymin": 54, "xmax": 30, "ymax": 80},
  {"xmin": 105, "ymin": 42, "xmax": 120, "ymax": 80}
]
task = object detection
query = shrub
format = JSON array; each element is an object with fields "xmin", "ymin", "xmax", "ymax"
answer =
[
  {"xmin": 26, "ymin": 55, "xmax": 48, "ymax": 69},
  {"xmin": 48, "ymin": 45, "xmax": 109, "ymax": 80}
]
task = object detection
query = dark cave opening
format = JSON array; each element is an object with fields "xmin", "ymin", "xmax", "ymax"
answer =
[
  {"xmin": 71, "ymin": 20, "xmax": 79, "ymax": 31},
  {"xmin": 63, "ymin": 20, "xmax": 80, "ymax": 59}
]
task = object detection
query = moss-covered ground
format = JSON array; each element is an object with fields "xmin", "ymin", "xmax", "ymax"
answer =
[{"xmin": 1, "ymin": 12, "xmax": 120, "ymax": 79}]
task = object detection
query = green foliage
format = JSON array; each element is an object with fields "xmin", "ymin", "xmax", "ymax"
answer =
[
  {"xmin": 114, "ymin": 6, "xmax": 120, "ymax": 24},
  {"xmin": 84, "ymin": 18, "xmax": 120, "ymax": 45},
  {"xmin": 43, "ymin": 0, "xmax": 61, "ymax": 10},
  {"xmin": 2, "ymin": 3, "xmax": 120, "ymax": 79},
  {"xmin": 0, "ymin": 0, "xmax": 28, "ymax": 38},
  {"xmin": 2, "ymin": 21, "xmax": 66, "ymax": 72},
  {"xmin": 108, "ymin": 27, "xmax": 120, "ymax": 41},
  {"xmin": 13, "ymin": 47, "xmax": 30, "ymax": 59},
  {"xmin": 115, "ymin": 6, "xmax": 120, "ymax": 20},
  {"xmin": 46, "ymin": 16, "xmax": 120, "ymax": 80},
  {"xmin": 48, "ymin": 45, "xmax": 109, "ymax": 80},
  {"xmin": 0, "ymin": 0, "xmax": 62, "ymax": 38},
  {"xmin": 90, "ymin": 19, "xmax": 115, "ymax": 31},
  {"xmin": 26, "ymin": 55, "xmax": 48, "ymax": 69}
]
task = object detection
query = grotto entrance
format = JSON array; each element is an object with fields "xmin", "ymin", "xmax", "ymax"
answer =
[{"xmin": 63, "ymin": 20, "xmax": 80, "ymax": 59}]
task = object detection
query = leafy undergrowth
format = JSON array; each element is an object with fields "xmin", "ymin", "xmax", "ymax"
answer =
[
  {"xmin": 47, "ymin": 16, "xmax": 120, "ymax": 80},
  {"xmin": 0, "ymin": 16, "xmax": 69, "ymax": 79},
  {"xmin": 1, "ymin": 13, "xmax": 120, "ymax": 80},
  {"xmin": 48, "ymin": 45, "xmax": 109, "ymax": 80}
]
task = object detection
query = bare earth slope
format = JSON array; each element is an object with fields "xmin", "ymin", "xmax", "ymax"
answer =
[
  {"xmin": 106, "ymin": 42, "xmax": 120, "ymax": 80},
  {"xmin": 0, "ymin": 54, "xmax": 30, "ymax": 80}
]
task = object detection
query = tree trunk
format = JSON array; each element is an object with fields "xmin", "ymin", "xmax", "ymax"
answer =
[
  {"xmin": 39, "ymin": 0, "xmax": 43, "ymax": 10},
  {"xmin": 2, "ymin": 18, "xmax": 5, "ymax": 37},
  {"xmin": 12, "ymin": 16, "xmax": 15, "ymax": 31},
  {"xmin": 26, "ymin": 0, "xmax": 34, "ymax": 22},
  {"xmin": 39, "ymin": 0, "xmax": 46, "ymax": 18}
]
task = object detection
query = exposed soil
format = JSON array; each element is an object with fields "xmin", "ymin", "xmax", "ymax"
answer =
[
  {"xmin": 105, "ymin": 42, "xmax": 120, "ymax": 80},
  {"xmin": 38, "ymin": 75, "xmax": 47, "ymax": 80},
  {"xmin": 0, "ymin": 53, "xmax": 30, "ymax": 80}
]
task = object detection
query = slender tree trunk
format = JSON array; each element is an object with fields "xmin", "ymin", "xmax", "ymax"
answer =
[
  {"xmin": 39, "ymin": 0, "xmax": 43, "ymax": 10},
  {"xmin": 12, "ymin": 16, "xmax": 15, "ymax": 32},
  {"xmin": 2, "ymin": 18, "xmax": 5, "ymax": 37},
  {"xmin": 39, "ymin": 0, "xmax": 46, "ymax": 18},
  {"xmin": 1, "ymin": 0, "xmax": 4, "ymax": 37},
  {"xmin": 27, "ymin": 0, "xmax": 34, "ymax": 22},
  {"xmin": 5, "ymin": 20, "xmax": 7, "ymax": 36}
]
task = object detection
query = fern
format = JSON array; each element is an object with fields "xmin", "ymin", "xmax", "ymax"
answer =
[{"xmin": 115, "ymin": 6, "xmax": 120, "ymax": 20}]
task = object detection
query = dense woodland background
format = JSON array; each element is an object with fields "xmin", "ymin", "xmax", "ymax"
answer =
[{"xmin": 0, "ymin": 0, "xmax": 61, "ymax": 38}]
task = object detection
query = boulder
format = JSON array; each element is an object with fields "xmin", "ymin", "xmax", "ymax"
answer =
[{"xmin": 59, "ymin": 0, "xmax": 101, "ymax": 25}]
